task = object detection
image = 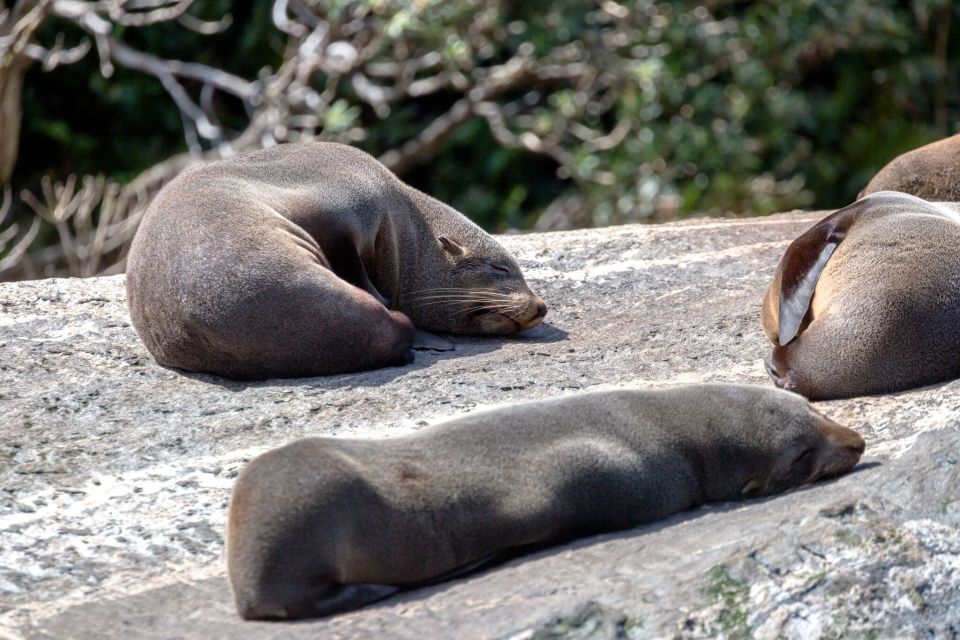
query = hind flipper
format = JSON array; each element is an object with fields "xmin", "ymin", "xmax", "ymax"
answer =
[{"xmin": 776, "ymin": 205, "xmax": 860, "ymax": 345}]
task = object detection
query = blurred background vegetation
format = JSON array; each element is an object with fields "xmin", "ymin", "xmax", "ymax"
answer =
[{"xmin": 1, "ymin": 0, "xmax": 958, "ymax": 280}]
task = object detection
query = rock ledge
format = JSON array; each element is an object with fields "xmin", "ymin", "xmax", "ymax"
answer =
[{"xmin": 1, "ymin": 212, "xmax": 958, "ymax": 639}]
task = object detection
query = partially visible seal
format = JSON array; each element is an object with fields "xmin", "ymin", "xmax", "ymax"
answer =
[
  {"xmin": 226, "ymin": 384, "xmax": 864, "ymax": 620},
  {"xmin": 126, "ymin": 142, "xmax": 546, "ymax": 380},
  {"xmin": 861, "ymin": 134, "xmax": 960, "ymax": 201},
  {"xmin": 762, "ymin": 191, "xmax": 960, "ymax": 399}
]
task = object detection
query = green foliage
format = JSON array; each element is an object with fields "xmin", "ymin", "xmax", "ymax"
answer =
[
  {"xmin": 13, "ymin": 0, "xmax": 960, "ymax": 233},
  {"xmin": 401, "ymin": 119, "xmax": 565, "ymax": 230},
  {"xmin": 566, "ymin": 0, "xmax": 960, "ymax": 221},
  {"xmin": 17, "ymin": 1, "xmax": 281, "ymax": 184}
]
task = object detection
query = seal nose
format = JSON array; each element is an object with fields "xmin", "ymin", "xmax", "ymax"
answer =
[
  {"xmin": 765, "ymin": 349, "xmax": 797, "ymax": 391},
  {"xmin": 533, "ymin": 299, "xmax": 547, "ymax": 320},
  {"xmin": 849, "ymin": 438, "xmax": 866, "ymax": 456},
  {"xmin": 764, "ymin": 352, "xmax": 779, "ymax": 379},
  {"xmin": 815, "ymin": 414, "xmax": 865, "ymax": 476}
]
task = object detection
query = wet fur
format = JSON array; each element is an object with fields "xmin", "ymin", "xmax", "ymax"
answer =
[
  {"xmin": 762, "ymin": 191, "xmax": 960, "ymax": 399},
  {"xmin": 226, "ymin": 384, "xmax": 864, "ymax": 620},
  {"xmin": 126, "ymin": 142, "xmax": 544, "ymax": 379}
]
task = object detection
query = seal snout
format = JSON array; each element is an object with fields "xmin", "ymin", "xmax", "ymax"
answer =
[
  {"xmin": 765, "ymin": 348, "xmax": 797, "ymax": 391},
  {"xmin": 520, "ymin": 297, "xmax": 548, "ymax": 330},
  {"xmin": 811, "ymin": 414, "xmax": 865, "ymax": 480},
  {"xmin": 534, "ymin": 300, "xmax": 547, "ymax": 319},
  {"xmin": 848, "ymin": 436, "xmax": 866, "ymax": 456}
]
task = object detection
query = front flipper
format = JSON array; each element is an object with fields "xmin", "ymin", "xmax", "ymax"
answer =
[
  {"xmin": 354, "ymin": 264, "xmax": 391, "ymax": 307},
  {"xmin": 302, "ymin": 555, "xmax": 493, "ymax": 618},
  {"xmin": 412, "ymin": 329, "xmax": 455, "ymax": 352},
  {"xmin": 366, "ymin": 282, "xmax": 391, "ymax": 308},
  {"xmin": 410, "ymin": 553, "xmax": 497, "ymax": 587},
  {"xmin": 327, "ymin": 240, "xmax": 392, "ymax": 307},
  {"xmin": 302, "ymin": 583, "xmax": 399, "ymax": 619},
  {"xmin": 777, "ymin": 204, "xmax": 861, "ymax": 345}
]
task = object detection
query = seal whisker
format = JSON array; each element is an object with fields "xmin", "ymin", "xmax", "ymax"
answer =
[
  {"xmin": 410, "ymin": 294, "xmax": 514, "ymax": 303},
  {"xmin": 407, "ymin": 292, "xmax": 513, "ymax": 299},
  {"xmin": 406, "ymin": 287, "xmax": 513, "ymax": 297},
  {"xmin": 407, "ymin": 287, "xmax": 515, "ymax": 297},
  {"xmin": 407, "ymin": 295, "xmax": 519, "ymax": 305},
  {"xmin": 460, "ymin": 303, "xmax": 519, "ymax": 317},
  {"xmin": 416, "ymin": 300, "xmax": 481, "ymax": 308},
  {"xmin": 406, "ymin": 292, "xmax": 517, "ymax": 302}
]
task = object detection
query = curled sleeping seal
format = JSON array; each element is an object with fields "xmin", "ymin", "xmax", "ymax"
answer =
[
  {"xmin": 860, "ymin": 134, "xmax": 960, "ymax": 201},
  {"xmin": 226, "ymin": 384, "xmax": 865, "ymax": 620},
  {"xmin": 762, "ymin": 191, "xmax": 960, "ymax": 399},
  {"xmin": 125, "ymin": 142, "xmax": 547, "ymax": 379}
]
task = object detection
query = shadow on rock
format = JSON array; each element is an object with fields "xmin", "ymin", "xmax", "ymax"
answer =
[{"xmin": 168, "ymin": 328, "xmax": 567, "ymax": 391}]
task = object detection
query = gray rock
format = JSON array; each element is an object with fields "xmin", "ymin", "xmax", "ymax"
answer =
[{"xmin": 1, "ymin": 211, "xmax": 958, "ymax": 639}]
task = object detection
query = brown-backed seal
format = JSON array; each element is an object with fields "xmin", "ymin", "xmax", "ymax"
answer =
[
  {"xmin": 226, "ymin": 384, "xmax": 864, "ymax": 620},
  {"xmin": 860, "ymin": 134, "xmax": 960, "ymax": 200},
  {"xmin": 762, "ymin": 190, "xmax": 960, "ymax": 399},
  {"xmin": 125, "ymin": 142, "xmax": 546, "ymax": 379}
]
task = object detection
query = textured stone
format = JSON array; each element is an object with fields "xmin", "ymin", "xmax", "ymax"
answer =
[{"xmin": 1, "ymin": 211, "xmax": 958, "ymax": 639}]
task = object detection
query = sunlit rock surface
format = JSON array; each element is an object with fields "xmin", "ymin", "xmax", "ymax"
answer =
[{"xmin": 2, "ymin": 211, "xmax": 958, "ymax": 639}]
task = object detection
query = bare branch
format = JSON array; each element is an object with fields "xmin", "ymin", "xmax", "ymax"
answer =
[
  {"xmin": 0, "ymin": 186, "xmax": 42, "ymax": 274},
  {"xmin": 273, "ymin": 0, "xmax": 307, "ymax": 38},
  {"xmin": 0, "ymin": 1, "xmax": 52, "ymax": 63},
  {"xmin": 577, "ymin": 119, "xmax": 632, "ymax": 152},
  {"xmin": 4, "ymin": 168, "xmax": 159, "ymax": 279},
  {"xmin": 3, "ymin": 0, "xmax": 643, "ymax": 277},
  {"xmin": 107, "ymin": 0, "xmax": 195, "ymax": 27},
  {"xmin": 378, "ymin": 50, "xmax": 590, "ymax": 174},
  {"xmin": 177, "ymin": 10, "xmax": 231, "ymax": 35},
  {"xmin": 23, "ymin": 33, "xmax": 90, "ymax": 70}
]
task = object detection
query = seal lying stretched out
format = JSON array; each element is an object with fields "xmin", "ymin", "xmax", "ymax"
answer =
[
  {"xmin": 226, "ymin": 384, "xmax": 865, "ymax": 620},
  {"xmin": 126, "ymin": 142, "xmax": 546, "ymax": 379},
  {"xmin": 762, "ymin": 191, "xmax": 960, "ymax": 399}
]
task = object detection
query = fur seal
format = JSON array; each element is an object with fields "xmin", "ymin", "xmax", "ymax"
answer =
[
  {"xmin": 762, "ymin": 190, "xmax": 960, "ymax": 399},
  {"xmin": 226, "ymin": 384, "xmax": 864, "ymax": 620},
  {"xmin": 860, "ymin": 134, "xmax": 960, "ymax": 201},
  {"xmin": 125, "ymin": 142, "xmax": 546, "ymax": 379}
]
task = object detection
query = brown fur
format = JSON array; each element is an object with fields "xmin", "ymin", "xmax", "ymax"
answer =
[
  {"xmin": 226, "ymin": 384, "xmax": 864, "ymax": 620},
  {"xmin": 126, "ymin": 142, "xmax": 546, "ymax": 379},
  {"xmin": 762, "ymin": 191, "xmax": 960, "ymax": 399},
  {"xmin": 861, "ymin": 134, "xmax": 960, "ymax": 200}
]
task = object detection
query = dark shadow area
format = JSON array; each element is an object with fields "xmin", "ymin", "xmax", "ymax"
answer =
[
  {"xmin": 503, "ymin": 321, "xmax": 569, "ymax": 343},
  {"xmin": 166, "ymin": 321, "xmax": 568, "ymax": 392}
]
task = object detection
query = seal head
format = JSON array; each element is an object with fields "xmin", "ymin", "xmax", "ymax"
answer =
[{"xmin": 403, "ymin": 230, "xmax": 547, "ymax": 335}]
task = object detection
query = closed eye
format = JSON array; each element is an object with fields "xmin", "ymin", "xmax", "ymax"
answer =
[{"xmin": 490, "ymin": 264, "xmax": 511, "ymax": 276}]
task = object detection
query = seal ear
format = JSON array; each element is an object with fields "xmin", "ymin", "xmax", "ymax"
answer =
[
  {"xmin": 438, "ymin": 236, "xmax": 466, "ymax": 257},
  {"xmin": 776, "ymin": 205, "xmax": 860, "ymax": 345}
]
